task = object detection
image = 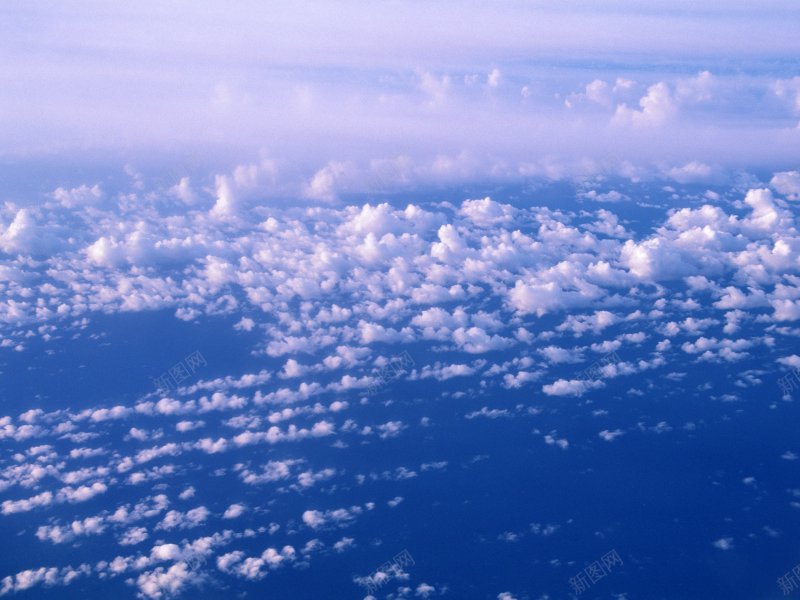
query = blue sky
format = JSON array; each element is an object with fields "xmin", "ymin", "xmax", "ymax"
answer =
[{"xmin": 1, "ymin": 3, "xmax": 800, "ymax": 600}]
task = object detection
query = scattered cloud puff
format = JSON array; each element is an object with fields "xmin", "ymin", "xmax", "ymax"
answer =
[
  {"xmin": 771, "ymin": 171, "xmax": 800, "ymax": 200},
  {"xmin": 713, "ymin": 537, "xmax": 734, "ymax": 550}
]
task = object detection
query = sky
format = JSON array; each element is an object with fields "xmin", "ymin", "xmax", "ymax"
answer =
[
  {"xmin": 1, "ymin": 2, "xmax": 800, "ymax": 600},
  {"xmin": 1, "ymin": 1, "xmax": 800, "ymax": 194}
]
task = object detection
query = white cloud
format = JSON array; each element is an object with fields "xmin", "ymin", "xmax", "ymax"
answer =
[
  {"xmin": 223, "ymin": 503, "xmax": 246, "ymax": 519},
  {"xmin": 614, "ymin": 82, "xmax": 676, "ymax": 127},
  {"xmin": 599, "ymin": 429, "xmax": 625, "ymax": 442},
  {"xmin": 487, "ymin": 68, "xmax": 501, "ymax": 88},
  {"xmin": 542, "ymin": 378, "xmax": 604, "ymax": 397},
  {"xmin": 301, "ymin": 505, "xmax": 365, "ymax": 530},
  {"xmin": 712, "ymin": 537, "xmax": 734, "ymax": 550},
  {"xmin": 771, "ymin": 170, "xmax": 800, "ymax": 199},
  {"xmin": 52, "ymin": 184, "xmax": 103, "ymax": 208},
  {"xmin": 136, "ymin": 562, "xmax": 199, "ymax": 599},
  {"xmin": 119, "ymin": 526, "xmax": 149, "ymax": 546},
  {"xmin": 157, "ymin": 506, "xmax": 210, "ymax": 531}
]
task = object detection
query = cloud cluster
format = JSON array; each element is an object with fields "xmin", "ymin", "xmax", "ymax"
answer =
[
  {"xmin": 2, "ymin": 4, "xmax": 800, "ymax": 189},
  {"xmin": 0, "ymin": 172, "xmax": 799, "ymax": 597}
]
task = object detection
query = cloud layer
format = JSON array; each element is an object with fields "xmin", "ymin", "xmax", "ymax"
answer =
[{"xmin": 1, "ymin": 2, "xmax": 800, "ymax": 186}]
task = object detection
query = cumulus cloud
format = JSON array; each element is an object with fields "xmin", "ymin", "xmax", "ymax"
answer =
[
  {"xmin": 216, "ymin": 545, "xmax": 296, "ymax": 580},
  {"xmin": 302, "ymin": 505, "xmax": 366, "ymax": 530},
  {"xmin": 542, "ymin": 378, "xmax": 605, "ymax": 397},
  {"xmin": 136, "ymin": 562, "xmax": 200, "ymax": 599},
  {"xmin": 119, "ymin": 526, "xmax": 150, "ymax": 546},
  {"xmin": 52, "ymin": 184, "xmax": 103, "ymax": 208},
  {"xmin": 771, "ymin": 171, "xmax": 800, "ymax": 199},
  {"xmin": 614, "ymin": 82, "xmax": 676, "ymax": 127},
  {"xmin": 222, "ymin": 503, "xmax": 246, "ymax": 519},
  {"xmin": 157, "ymin": 507, "xmax": 210, "ymax": 531}
]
